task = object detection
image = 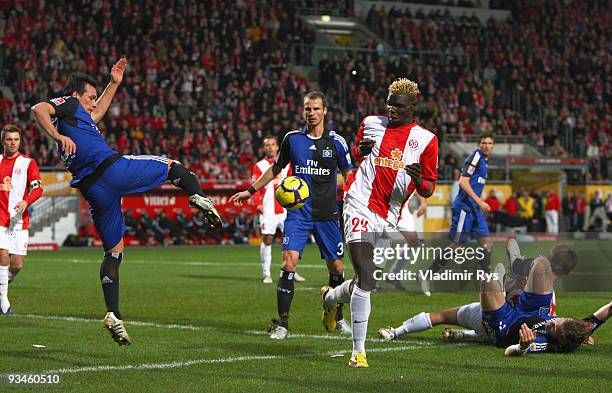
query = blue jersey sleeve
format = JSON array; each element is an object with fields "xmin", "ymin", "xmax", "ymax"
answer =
[
  {"xmin": 461, "ymin": 149, "xmax": 482, "ymax": 177},
  {"xmin": 275, "ymin": 131, "xmax": 296, "ymax": 169},
  {"xmin": 330, "ymin": 131, "xmax": 353, "ymax": 171},
  {"xmin": 526, "ymin": 334, "xmax": 551, "ymax": 354},
  {"xmin": 47, "ymin": 96, "xmax": 78, "ymax": 126}
]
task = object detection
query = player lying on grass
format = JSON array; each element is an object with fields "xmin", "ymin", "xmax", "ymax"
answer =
[
  {"xmin": 471, "ymin": 257, "xmax": 591, "ymax": 354},
  {"xmin": 379, "ymin": 240, "xmax": 579, "ymax": 343}
]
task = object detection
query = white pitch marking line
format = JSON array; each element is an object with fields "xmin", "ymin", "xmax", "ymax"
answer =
[
  {"xmin": 18, "ymin": 314, "xmax": 434, "ymax": 344},
  {"xmin": 41, "ymin": 345, "xmax": 446, "ymax": 375},
  {"xmin": 31, "ymin": 258, "xmax": 334, "ymax": 269},
  {"xmin": 20, "ymin": 314, "xmax": 211, "ymax": 332},
  {"xmin": 244, "ymin": 330, "xmax": 433, "ymax": 344}
]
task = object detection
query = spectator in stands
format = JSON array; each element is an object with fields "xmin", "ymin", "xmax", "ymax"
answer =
[
  {"xmin": 175, "ymin": 211, "xmax": 194, "ymax": 245},
  {"xmin": 503, "ymin": 192, "xmax": 518, "ymax": 217},
  {"xmin": 437, "ymin": 157, "xmax": 453, "ymax": 180},
  {"xmin": 530, "ymin": 190, "xmax": 544, "ymax": 232},
  {"xmin": 150, "ymin": 212, "xmax": 169, "ymax": 246},
  {"xmin": 588, "ymin": 191, "xmax": 608, "ymax": 232},
  {"xmin": 233, "ymin": 211, "xmax": 251, "ymax": 244},
  {"xmin": 158, "ymin": 211, "xmax": 178, "ymax": 245},
  {"xmin": 484, "ymin": 190, "xmax": 500, "ymax": 213},
  {"xmin": 563, "ymin": 191, "xmax": 577, "ymax": 232},
  {"xmin": 606, "ymin": 193, "xmax": 612, "ymax": 226},
  {"xmin": 544, "ymin": 189, "xmax": 560, "ymax": 234},
  {"xmin": 123, "ymin": 209, "xmax": 142, "ymax": 241},
  {"xmin": 517, "ymin": 190, "xmax": 534, "ymax": 225},
  {"xmin": 138, "ymin": 211, "xmax": 160, "ymax": 246},
  {"xmin": 575, "ymin": 192, "xmax": 586, "ymax": 232}
]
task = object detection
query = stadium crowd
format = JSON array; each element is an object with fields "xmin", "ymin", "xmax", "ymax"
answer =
[
  {"xmin": 0, "ymin": 0, "xmax": 610, "ymax": 244},
  {"xmin": 1, "ymin": 0, "xmax": 608, "ymax": 183}
]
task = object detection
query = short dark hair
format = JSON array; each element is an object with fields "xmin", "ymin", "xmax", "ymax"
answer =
[
  {"xmin": 263, "ymin": 134, "xmax": 278, "ymax": 144},
  {"xmin": 1, "ymin": 124, "xmax": 21, "ymax": 142},
  {"xmin": 548, "ymin": 244, "xmax": 577, "ymax": 275},
  {"xmin": 478, "ymin": 132, "xmax": 495, "ymax": 144},
  {"xmin": 304, "ymin": 91, "xmax": 327, "ymax": 108},
  {"xmin": 63, "ymin": 72, "xmax": 97, "ymax": 96}
]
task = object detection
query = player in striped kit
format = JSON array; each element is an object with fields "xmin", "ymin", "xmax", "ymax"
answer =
[
  {"xmin": 322, "ymin": 79, "xmax": 438, "ymax": 367},
  {"xmin": 251, "ymin": 135, "xmax": 305, "ymax": 283},
  {"xmin": 0, "ymin": 124, "xmax": 43, "ymax": 316}
]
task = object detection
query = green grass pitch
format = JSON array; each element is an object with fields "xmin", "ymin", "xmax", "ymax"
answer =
[{"xmin": 1, "ymin": 242, "xmax": 610, "ymax": 392}]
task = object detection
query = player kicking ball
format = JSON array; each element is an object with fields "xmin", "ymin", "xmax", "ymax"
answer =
[
  {"xmin": 322, "ymin": 79, "xmax": 438, "ymax": 367},
  {"xmin": 32, "ymin": 58, "xmax": 222, "ymax": 345}
]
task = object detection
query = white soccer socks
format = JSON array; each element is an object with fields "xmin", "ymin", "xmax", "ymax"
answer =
[
  {"xmin": 0, "ymin": 265, "xmax": 10, "ymax": 313},
  {"xmin": 350, "ymin": 286, "xmax": 371, "ymax": 356},
  {"xmin": 325, "ymin": 279, "xmax": 352, "ymax": 305},
  {"xmin": 394, "ymin": 312, "xmax": 432, "ymax": 337},
  {"xmin": 260, "ymin": 243, "xmax": 272, "ymax": 278}
]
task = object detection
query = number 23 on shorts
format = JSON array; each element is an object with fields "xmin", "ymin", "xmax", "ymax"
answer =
[{"xmin": 351, "ymin": 217, "xmax": 369, "ymax": 232}]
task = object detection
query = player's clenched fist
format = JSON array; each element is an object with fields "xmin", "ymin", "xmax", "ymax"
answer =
[
  {"xmin": 404, "ymin": 163, "xmax": 422, "ymax": 181},
  {"xmin": 358, "ymin": 139, "xmax": 376, "ymax": 156}
]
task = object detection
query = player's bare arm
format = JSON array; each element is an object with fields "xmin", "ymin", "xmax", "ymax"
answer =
[
  {"xmin": 230, "ymin": 164, "xmax": 281, "ymax": 206},
  {"xmin": 459, "ymin": 175, "xmax": 490, "ymax": 213},
  {"xmin": 416, "ymin": 195, "xmax": 427, "ymax": 217},
  {"xmin": 30, "ymin": 102, "xmax": 77, "ymax": 154},
  {"xmin": 91, "ymin": 58, "xmax": 127, "ymax": 123},
  {"xmin": 594, "ymin": 301, "xmax": 612, "ymax": 321}
]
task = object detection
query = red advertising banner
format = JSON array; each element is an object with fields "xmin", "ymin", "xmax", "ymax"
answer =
[{"xmin": 120, "ymin": 191, "xmax": 258, "ymax": 219}]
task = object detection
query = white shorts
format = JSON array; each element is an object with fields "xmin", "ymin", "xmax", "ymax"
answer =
[
  {"xmin": 397, "ymin": 202, "xmax": 416, "ymax": 232},
  {"xmin": 343, "ymin": 197, "xmax": 396, "ymax": 268},
  {"xmin": 456, "ymin": 302, "xmax": 493, "ymax": 343},
  {"xmin": 260, "ymin": 213, "xmax": 286, "ymax": 235},
  {"xmin": 0, "ymin": 228, "xmax": 29, "ymax": 256}
]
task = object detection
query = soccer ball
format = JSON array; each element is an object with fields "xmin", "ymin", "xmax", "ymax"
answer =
[{"xmin": 275, "ymin": 176, "xmax": 310, "ymax": 210}]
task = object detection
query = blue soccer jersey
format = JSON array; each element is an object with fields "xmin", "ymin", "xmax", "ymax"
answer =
[
  {"xmin": 453, "ymin": 148, "xmax": 488, "ymax": 212},
  {"xmin": 47, "ymin": 96, "xmax": 117, "ymax": 186},
  {"xmin": 482, "ymin": 291, "xmax": 558, "ymax": 353},
  {"xmin": 449, "ymin": 147, "xmax": 490, "ymax": 242},
  {"xmin": 275, "ymin": 128, "xmax": 352, "ymax": 221}
]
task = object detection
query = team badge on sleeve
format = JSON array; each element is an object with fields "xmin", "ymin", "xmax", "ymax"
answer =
[{"xmin": 50, "ymin": 97, "xmax": 67, "ymax": 105}]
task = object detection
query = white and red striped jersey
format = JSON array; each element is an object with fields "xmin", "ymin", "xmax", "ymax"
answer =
[
  {"xmin": 251, "ymin": 158, "xmax": 290, "ymax": 216},
  {"xmin": 0, "ymin": 153, "xmax": 43, "ymax": 230},
  {"xmin": 346, "ymin": 115, "xmax": 438, "ymax": 223}
]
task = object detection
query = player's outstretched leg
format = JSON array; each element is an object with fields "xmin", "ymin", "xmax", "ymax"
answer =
[
  {"xmin": 100, "ymin": 251, "xmax": 131, "ymax": 345},
  {"xmin": 379, "ymin": 312, "xmax": 433, "ymax": 341},
  {"xmin": 168, "ymin": 161, "xmax": 221, "ymax": 227}
]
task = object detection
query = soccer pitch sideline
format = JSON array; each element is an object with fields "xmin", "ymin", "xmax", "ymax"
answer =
[{"xmin": 0, "ymin": 244, "xmax": 610, "ymax": 392}]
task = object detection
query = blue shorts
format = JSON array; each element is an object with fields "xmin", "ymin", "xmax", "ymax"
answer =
[
  {"xmin": 482, "ymin": 292, "xmax": 555, "ymax": 337},
  {"xmin": 449, "ymin": 205, "xmax": 489, "ymax": 243},
  {"xmin": 282, "ymin": 218, "xmax": 344, "ymax": 260},
  {"xmin": 85, "ymin": 155, "xmax": 169, "ymax": 249}
]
